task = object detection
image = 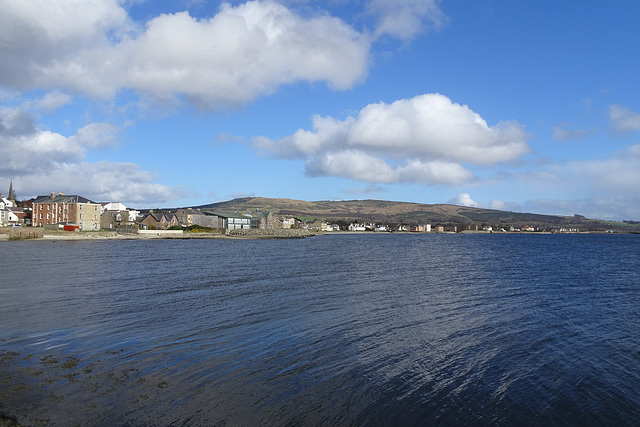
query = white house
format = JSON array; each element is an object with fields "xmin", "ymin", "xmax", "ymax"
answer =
[
  {"xmin": 280, "ymin": 217, "xmax": 296, "ymax": 229},
  {"xmin": 101, "ymin": 202, "xmax": 140, "ymax": 222},
  {"xmin": 0, "ymin": 195, "xmax": 13, "ymax": 209},
  {"xmin": 0, "ymin": 208, "xmax": 20, "ymax": 227}
]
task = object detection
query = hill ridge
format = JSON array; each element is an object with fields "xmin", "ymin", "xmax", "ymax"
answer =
[{"xmin": 193, "ymin": 196, "xmax": 636, "ymax": 232}]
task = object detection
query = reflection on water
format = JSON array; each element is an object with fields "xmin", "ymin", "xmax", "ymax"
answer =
[{"xmin": 1, "ymin": 234, "xmax": 640, "ymax": 425}]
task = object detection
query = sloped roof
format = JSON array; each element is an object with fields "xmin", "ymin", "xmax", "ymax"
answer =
[
  {"xmin": 142, "ymin": 212, "xmax": 178, "ymax": 222},
  {"xmin": 206, "ymin": 211, "xmax": 251, "ymax": 219},
  {"xmin": 33, "ymin": 194, "xmax": 97, "ymax": 204}
]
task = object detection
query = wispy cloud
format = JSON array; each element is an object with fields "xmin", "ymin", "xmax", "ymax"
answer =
[
  {"xmin": 552, "ymin": 125, "xmax": 593, "ymax": 141},
  {"xmin": 609, "ymin": 105, "xmax": 640, "ymax": 132},
  {"xmin": 21, "ymin": 91, "xmax": 72, "ymax": 112},
  {"xmin": 484, "ymin": 144, "xmax": 640, "ymax": 220},
  {"xmin": 367, "ymin": 0, "xmax": 448, "ymax": 40}
]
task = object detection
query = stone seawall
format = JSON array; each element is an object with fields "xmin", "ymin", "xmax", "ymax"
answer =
[
  {"xmin": 6, "ymin": 228, "xmax": 44, "ymax": 240},
  {"xmin": 137, "ymin": 230, "xmax": 184, "ymax": 236},
  {"xmin": 226, "ymin": 228, "xmax": 320, "ymax": 238}
]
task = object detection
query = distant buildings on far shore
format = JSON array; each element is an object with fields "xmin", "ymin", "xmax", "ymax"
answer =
[{"xmin": 1, "ymin": 181, "xmax": 592, "ymax": 233}]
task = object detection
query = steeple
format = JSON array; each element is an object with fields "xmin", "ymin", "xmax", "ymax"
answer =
[{"xmin": 8, "ymin": 178, "xmax": 15, "ymax": 201}]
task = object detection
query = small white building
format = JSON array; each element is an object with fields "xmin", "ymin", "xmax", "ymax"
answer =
[
  {"xmin": 1, "ymin": 208, "xmax": 20, "ymax": 227},
  {"xmin": 101, "ymin": 202, "xmax": 139, "ymax": 222},
  {"xmin": 0, "ymin": 196, "xmax": 13, "ymax": 209}
]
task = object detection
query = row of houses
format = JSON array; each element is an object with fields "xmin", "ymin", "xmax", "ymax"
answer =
[
  {"xmin": 14, "ymin": 191, "xmax": 301, "ymax": 231},
  {"xmin": 136, "ymin": 209, "xmax": 301, "ymax": 231},
  {"xmin": 1, "ymin": 190, "xmax": 445, "ymax": 233},
  {"xmin": 346, "ymin": 223, "xmax": 432, "ymax": 232}
]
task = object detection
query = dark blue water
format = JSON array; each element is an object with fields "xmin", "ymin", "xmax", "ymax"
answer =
[{"xmin": 1, "ymin": 234, "xmax": 639, "ymax": 426}]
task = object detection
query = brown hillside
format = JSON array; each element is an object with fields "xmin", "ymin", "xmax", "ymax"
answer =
[{"xmin": 194, "ymin": 197, "xmax": 638, "ymax": 231}]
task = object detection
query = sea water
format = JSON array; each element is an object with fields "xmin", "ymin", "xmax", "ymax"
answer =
[{"xmin": 1, "ymin": 233, "xmax": 639, "ymax": 425}]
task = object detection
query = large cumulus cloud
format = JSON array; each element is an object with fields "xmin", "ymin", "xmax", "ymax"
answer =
[
  {"xmin": 254, "ymin": 93, "xmax": 530, "ymax": 185},
  {"xmin": 0, "ymin": 0, "xmax": 370, "ymax": 107}
]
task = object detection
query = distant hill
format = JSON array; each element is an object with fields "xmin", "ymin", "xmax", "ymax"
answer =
[{"xmin": 195, "ymin": 197, "xmax": 639, "ymax": 232}]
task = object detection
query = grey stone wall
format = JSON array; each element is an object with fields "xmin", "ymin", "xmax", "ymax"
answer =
[
  {"xmin": 226, "ymin": 228, "xmax": 319, "ymax": 238},
  {"xmin": 8, "ymin": 228, "xmax": 44, "ymax": 240}
]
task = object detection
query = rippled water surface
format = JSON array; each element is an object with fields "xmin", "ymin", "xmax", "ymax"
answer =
[{"xmin": 1, "ymin": 233, "xmax": 640, "ymax": 426}]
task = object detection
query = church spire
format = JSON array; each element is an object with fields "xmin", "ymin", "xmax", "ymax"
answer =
[{"xmin": 8, "ymin": 178, "xmax": 15, "ymax": 201}]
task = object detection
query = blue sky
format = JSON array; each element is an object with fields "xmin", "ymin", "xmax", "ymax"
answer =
[{"xmin": 1, "ymin": 1, "xmax": 640, "ymax": 220}]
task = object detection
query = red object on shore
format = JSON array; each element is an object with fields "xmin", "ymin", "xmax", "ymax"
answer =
[{"xmin": 63, "ymin": 225, "xmax": 80, "ymax": 231}]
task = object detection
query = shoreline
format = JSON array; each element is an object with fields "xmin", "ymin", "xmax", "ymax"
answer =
[
  {"xmin": 0, "ymin": 229, "xmax": 322, "ymax": 241},
  {"xmin": 1, "ymin": 229, "xmax": 634, "ymax": 242}
]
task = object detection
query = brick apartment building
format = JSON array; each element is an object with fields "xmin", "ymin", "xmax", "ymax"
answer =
[{"xmin": 32, "ymin": 193, "xmax": 101, "ymax": 230}]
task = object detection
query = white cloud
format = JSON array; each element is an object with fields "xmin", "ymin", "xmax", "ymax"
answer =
[
  {"xmin": 305, "ymin": 150, "xmax": 473, "ymax": 185},
  {"xmin": 69, "ymin": 122, "xmax": 121, "ymax": 148},
  {"xmin": 492, "ymin": 144, "xmax": 640, "ymax": 220},
  {"xmin": 449, "ymin": 192, "xmax": 478, "ymax": 207},
  {"xmin": 0, "ymin": 0, "xmax": 131, "ymax": 96},
  {"xmin": 542, "ymin": 145, "xmax": 640, "ymax": 199},
  {"xmin": 367, "ymin": 0, "xmax": 448, "ymax": 40},
  {"xmin": 488, "ymin": 199, "xmax": 506, "ymax": 210},
  {"xmin": 609, "ymin": 105, "xmax": 640, "ymax": 132},
  {"xmin": 21, "ymin": 91, "xmax": 72, "ymax": 112},
  {"xmin": 256, "ymin": 93, "xmax": 528, "ymax": 185},
  {"xmin": 0, "ymin": 0, "xmax": 370, "ymax": 108},
  {"xmin": 306, "ymin": 151, "xmax": 474, "ymax": 185},
  {"xmin": 306, "ymin": 150, "xmax": 393, "ymax": 182},
  {"xmin": 17, "ymin": 162, "xmax": 180, "ymax": 205},
  {"xmin": 0, "ymin": 107, "xmax": 178, "ymax": 205},
  {"xmin": 258, "ymin": 94, "xmax": 530, "ymax": 163},
  {"xmin": 0, "ymin": 107, "xmax": 82, "ymax": 172}
]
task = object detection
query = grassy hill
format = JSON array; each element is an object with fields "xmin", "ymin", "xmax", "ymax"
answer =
[{"xmin": 195, "ymin": 197, "xmax": 639, "ymax": 232}]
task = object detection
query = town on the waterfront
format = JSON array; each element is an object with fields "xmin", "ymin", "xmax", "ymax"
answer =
[{"xmin": 2, "ymin": 180, "xmax": 639, "ymax": 239}]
